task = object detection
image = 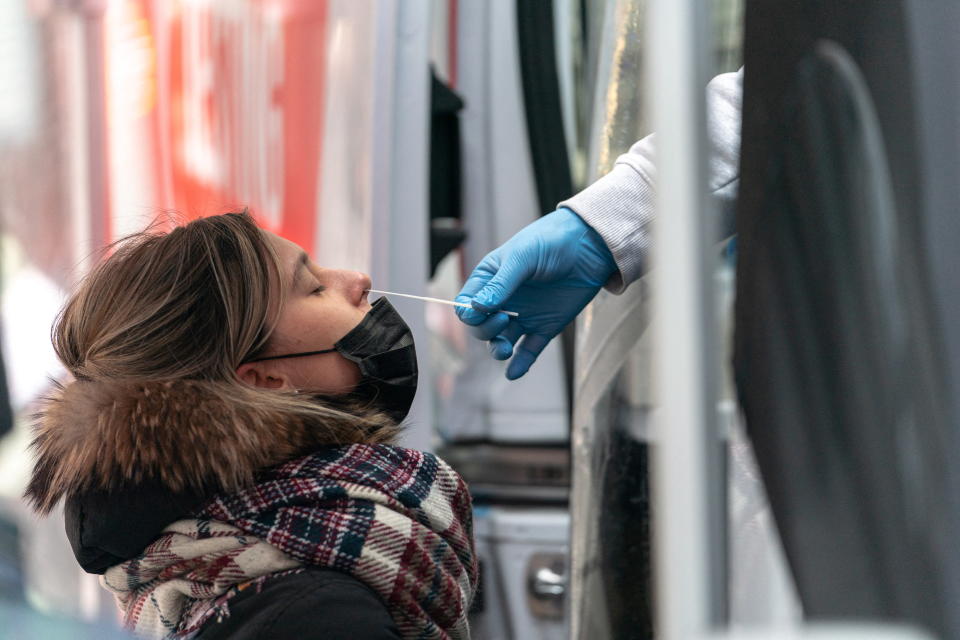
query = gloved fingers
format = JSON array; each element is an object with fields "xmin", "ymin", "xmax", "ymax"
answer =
[
  {"xmin": 506, "ymin": 333, "xmax": 552, "ymax": 380},
  {"xmin": 471, "ymin": 250, "xmax": 535, "ymax": 314},
  {"xmin": 455, "ymin": 256, "xmax": 500, "ymax": 324},
  {"xmin": 469, "ymin": 311, "xmax": 511, "ymax": 341},
  {"xmin": 455, "ymin": 293, "xmax": 491, "ymax": 325},
  {"xmin": 488, "ymin": 322, "xmax": 524, "ymax": 360},
  {"xmin": 489, "ymin": 336, "xmax": 513, "ymax": 360}
]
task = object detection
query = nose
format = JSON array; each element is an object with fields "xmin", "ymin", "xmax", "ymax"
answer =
[{"xmin": 344, "ymin": 270, "xmax": 371, "ymax": 306}]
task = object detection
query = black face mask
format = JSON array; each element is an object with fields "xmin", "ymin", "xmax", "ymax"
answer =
[{"xmin": 245, "ymin": 297, "xmax": 418, "ymax": 423}]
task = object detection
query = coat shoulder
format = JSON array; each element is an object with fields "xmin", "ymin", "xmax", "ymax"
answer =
[{"xmin": 196, "ymin": 567, "xmax": 402, "ymax": 640}]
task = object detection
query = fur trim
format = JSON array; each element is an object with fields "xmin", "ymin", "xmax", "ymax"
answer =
[{"xmin": 25, "ymin": 379, "xmax": 396, "ymax": 514}]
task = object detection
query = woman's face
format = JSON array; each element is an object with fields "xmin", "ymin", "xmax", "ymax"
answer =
[{"xmin": 236, "ymin": 232, "xmax": 372, "ymax": 394}]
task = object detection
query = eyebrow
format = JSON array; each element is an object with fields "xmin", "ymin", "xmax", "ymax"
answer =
[{"xmin": 291, "ymin": 252, "xmax": 310, "ymax": 289}]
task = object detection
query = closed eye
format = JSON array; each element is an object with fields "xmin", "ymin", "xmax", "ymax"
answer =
[{"xmin": 311, "ymin": 285, "xmax": 326, "ymax": 296}]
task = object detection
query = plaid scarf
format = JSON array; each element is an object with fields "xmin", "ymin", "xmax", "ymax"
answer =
[{"xmin": 101, "ymin": 444, "xmax": 478, "ymax": 639}]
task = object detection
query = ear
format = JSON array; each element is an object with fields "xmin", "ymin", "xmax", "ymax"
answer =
[{"xmin": 236, "ymin": 362, "xmax": 295, "ymax": 391}]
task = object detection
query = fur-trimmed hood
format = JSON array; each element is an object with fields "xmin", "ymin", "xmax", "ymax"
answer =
[{"xmin": 26, "ymin": 378, "xmax": 394, "ymax": 514}]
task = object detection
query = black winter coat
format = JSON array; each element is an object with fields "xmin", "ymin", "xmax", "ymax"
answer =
[{"xmin": 195, "ymin": 568, "xmax": 401, "ymax": 639}]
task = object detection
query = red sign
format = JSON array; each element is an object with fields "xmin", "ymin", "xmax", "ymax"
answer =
[{"xmin": 109, "ymin": 0, "xmax": 329, "ymax": 253}]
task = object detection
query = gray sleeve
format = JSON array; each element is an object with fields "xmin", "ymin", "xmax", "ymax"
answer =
[{"xmin": 559, "ymin": 68, "xmax": 743, "ymax": 293}]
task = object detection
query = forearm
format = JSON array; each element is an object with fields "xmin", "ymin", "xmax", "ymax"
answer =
[{"xmin": 560, "ymin": 68, "xmax": 743, "ymax": 293}]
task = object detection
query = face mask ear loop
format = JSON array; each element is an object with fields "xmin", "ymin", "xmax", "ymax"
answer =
[{"xmin": 242, "ymin": 347, "xmax": 338, "ymax": 364}]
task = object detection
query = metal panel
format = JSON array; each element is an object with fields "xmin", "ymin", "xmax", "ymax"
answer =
[
  {"xmin": 647, "ymin": 0, "xmax": 725, "ymax": 634},
  {"xmin": 439, "ymin": 0, "xmax": 568, "ymax": 444}
]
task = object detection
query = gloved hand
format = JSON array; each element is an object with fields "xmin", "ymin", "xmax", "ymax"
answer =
[{"xmin": 455, "ymin": 207, "xmax": 618, "ymax": 379}]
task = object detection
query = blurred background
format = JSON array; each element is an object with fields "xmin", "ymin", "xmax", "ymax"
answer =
[
  {"xmin": 0, "ymin": 1, "xmax": 748, "ymax": 636},
  {"xmin": 3, "ymin": 1, "xmax": 959, "ymax": 639}
]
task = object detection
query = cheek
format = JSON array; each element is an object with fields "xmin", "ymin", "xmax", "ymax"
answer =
[
  {"xmin": 295, "ymin": 302, "xmax": 365, "ymax": 348},
  {"xmin": 289, "ymin": 355, "xmax": 362, "ymax": 394}
]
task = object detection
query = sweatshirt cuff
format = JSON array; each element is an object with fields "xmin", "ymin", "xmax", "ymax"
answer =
[{"xmin": 558, "ymin": 162, "xmax": 655, "ymax": 294}]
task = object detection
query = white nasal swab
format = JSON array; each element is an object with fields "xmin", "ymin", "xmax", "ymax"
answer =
[{"xmin": 366, "ymin": 289, "xmax": 520, "ymax": 318}]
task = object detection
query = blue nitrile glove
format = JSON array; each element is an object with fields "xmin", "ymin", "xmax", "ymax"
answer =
[{"xmin": 455, "ymin": 207, "xmax": 618, "ymax": 379}]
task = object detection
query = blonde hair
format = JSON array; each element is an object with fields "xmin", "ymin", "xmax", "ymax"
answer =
[{"xmin": 52, "ymin": 210, "xmax": 397, "ymax": 446}]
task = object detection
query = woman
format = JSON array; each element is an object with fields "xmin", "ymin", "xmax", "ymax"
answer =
[{"xmin": 24, "ymin": 211, "xmax": 477, "ymax": 639}]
